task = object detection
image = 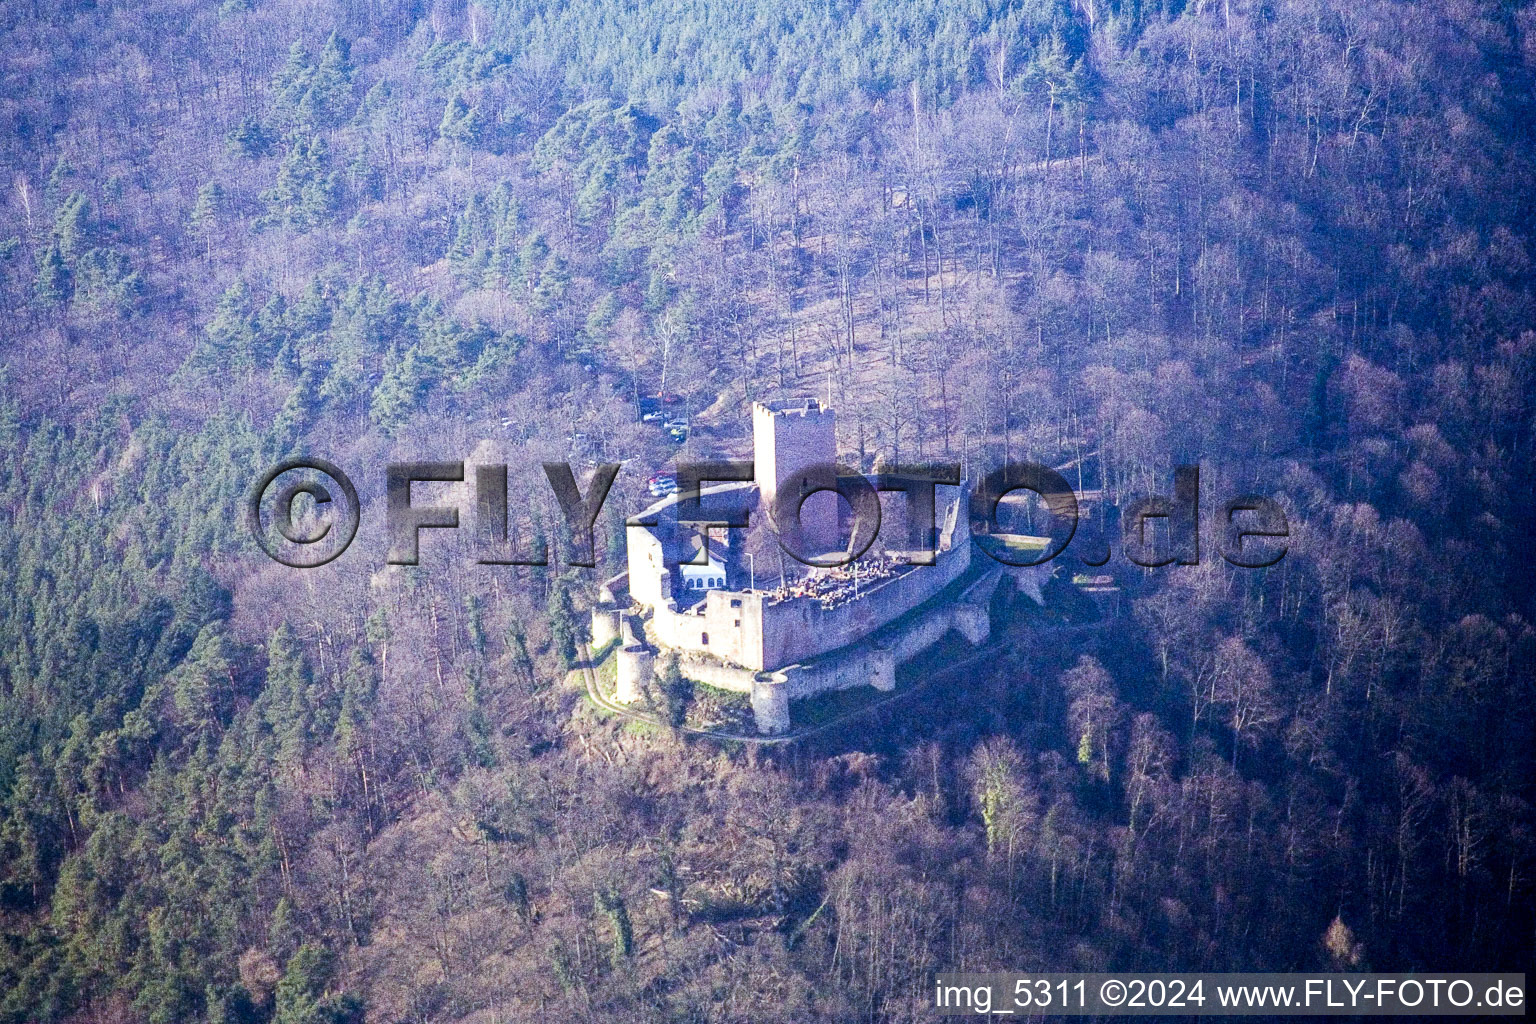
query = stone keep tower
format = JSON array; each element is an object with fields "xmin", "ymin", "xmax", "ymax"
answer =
[{"xmin": 753, "ymin": 399, "xmax": 837, "ymax": 556}]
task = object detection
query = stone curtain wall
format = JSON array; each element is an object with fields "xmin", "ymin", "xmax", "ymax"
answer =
[{"xmin": 756, "ymin": 540, "xmax": 973, "ymax": 669}]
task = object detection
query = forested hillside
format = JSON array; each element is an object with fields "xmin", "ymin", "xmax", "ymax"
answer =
[{"xmin": 0, "ymin": 0, "xmax": 1533, "ymax": 1020}]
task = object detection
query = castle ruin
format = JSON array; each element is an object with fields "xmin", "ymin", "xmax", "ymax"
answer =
[{"xmin": 598, "ymin": 399, "xmax": 1042, "ymax": 735}]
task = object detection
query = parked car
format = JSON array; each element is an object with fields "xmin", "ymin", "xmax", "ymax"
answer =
[
  {"xmin": 648, "ymin": 473, "xmax": 678, "ymax": 497},
  {"xmin": 664, "ymin": 417, "xmax": 689, "ymax": 442},
  {"xmin": 639, "ymin": 394, "xmax": 685, "ymax": 423}
]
